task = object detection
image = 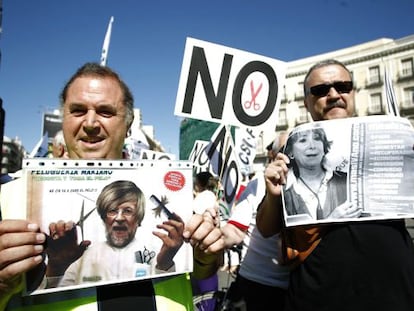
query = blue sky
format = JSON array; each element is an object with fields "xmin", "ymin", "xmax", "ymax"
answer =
[{"xmin": 0, "ymin": 0, "xmax": 413, "ymax": 157}]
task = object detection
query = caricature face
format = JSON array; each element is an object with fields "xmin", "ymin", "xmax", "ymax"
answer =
[
  {"xmin": 104, "ymin": 200, "xmax": 139, "ymax": 248},
  {"xmin": 291, "ymin": 130, "xmax": 325, "ymax": 169}
]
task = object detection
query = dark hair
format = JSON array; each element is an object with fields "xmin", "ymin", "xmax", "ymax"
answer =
[
  {"xmin": 59, "ymin": 62, "xmax": 135, "ymax": 129},
  {"xmin": 284, "ymin": 127, "xmax": 332, "ymax": 177},
  {"xmin": 96, "ymin": 180, "xmax": 145, "ymax": 223},
  {"xmin": 195, "ymin": 171, "xmax": 218, "ymax": 192},
  {"xmin": 266, "ymin": 141, "xmax": 274, "ymax": 151},
  {"xmin": 303, "ymin": 59, "xmax": 353, "ymax": 96}
]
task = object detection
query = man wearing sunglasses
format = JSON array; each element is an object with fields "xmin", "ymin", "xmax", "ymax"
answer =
[{"xmin": 256, "ymin": 59, "xmax": 414, "ymax": 311}]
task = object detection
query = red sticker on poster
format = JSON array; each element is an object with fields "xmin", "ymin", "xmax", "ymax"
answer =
[{"xmin": 164, "ymin": 171, "xmax": 186, "ymax": 192}]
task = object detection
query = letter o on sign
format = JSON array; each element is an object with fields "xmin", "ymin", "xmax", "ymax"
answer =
[{"xmin": 232, "ymin": 61, "xmax": 278, "ymax": 127}]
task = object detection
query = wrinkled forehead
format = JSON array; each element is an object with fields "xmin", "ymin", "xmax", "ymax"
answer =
[{"xmin": 307, "ymin": 65, "xmax": 352, "ymax": 86}]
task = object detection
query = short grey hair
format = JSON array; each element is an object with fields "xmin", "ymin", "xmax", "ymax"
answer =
[{"xmin": 303, "ymin": 59, "xmax": 353, "ymax": 96}]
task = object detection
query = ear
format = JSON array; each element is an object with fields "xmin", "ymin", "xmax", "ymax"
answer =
[{"xmin": 58, "ymin": 145, "xmax": 65, "ymax": 157}]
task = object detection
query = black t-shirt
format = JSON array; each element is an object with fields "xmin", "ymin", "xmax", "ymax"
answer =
[{"xmin": 285, "ymin": 220, "xmax": 414, "ymax": 311}]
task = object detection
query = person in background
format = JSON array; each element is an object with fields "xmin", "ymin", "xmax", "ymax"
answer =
[
  {"xmin": 256, "ymin": 59, "xmax": 414, "ymax": 311},
  {"xmin": 0, "ymin": 62, "xmax": 213, "ymax": 311},
  {"xmin": 184, "ymin": 133, "xmax": 290, "ymax": 311},
  {"xmin": 51, "ymin": 129, "xmax": 67, "ymax": 158},
  {"xmin": 191, "ymin": 171, "xmax": 221, "ymax": 311},
  {"xmin": 192, "ymin": 171, "xmax": 219, "ymax": 215}
]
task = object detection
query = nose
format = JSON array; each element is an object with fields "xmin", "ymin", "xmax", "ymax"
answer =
[
  {"xmin": 308, "ymin": 139, "xmax": 315, "ymax": 148},
  {"xmin": 114, "ymin": 209, "xmax": 126, "ymax": 221},
  {"xmin": 84, "ymin": 110, "xmax": 97, "ymax": 127},
  {"xmin": 327, "ymin": 86, "xmax": 340, "ymax": 99},
  {"xmin": 83, "ymin": 110, "xmax": 100, "ymax": 134}
]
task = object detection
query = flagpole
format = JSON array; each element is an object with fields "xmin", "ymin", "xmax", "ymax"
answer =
[
  {"xmin": 100, "ymin": 16, "xmax": 114, "ymax": 66},
  {"xmin": 382, "ymin": 58, "xmax": 400, "ymax": 117}
]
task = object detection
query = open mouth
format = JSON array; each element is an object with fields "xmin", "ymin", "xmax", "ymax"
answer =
[{"xmin": 81, "ymin": 136, "xmax": 104, "ymax": 144}]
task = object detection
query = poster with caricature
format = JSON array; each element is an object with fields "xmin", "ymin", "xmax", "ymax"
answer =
[{"xmin": 21, "ymin": 159, "xmax": 193, "ymax": 295}]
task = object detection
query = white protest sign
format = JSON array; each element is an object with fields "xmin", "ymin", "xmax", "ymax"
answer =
[
  {"xmin": 140, "ymin": 150, "xmax": 176, "ymax": 161},
  {"xmin": 174, "ymin": 37, "xmax": 287, "ymax": 131},
  {"xmin": 234, "ymin": 126, "xmax": 258, "ymax": 176},
  {"xmin": 205, "ymin": 124, "xmax": 241, "ymax": 209},
  {"xmin": 188, "ymin": 140, "xmax": 213, "ymax": 174}
]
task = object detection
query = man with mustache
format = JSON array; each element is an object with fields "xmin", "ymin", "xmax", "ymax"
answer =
[{"xmin": 256, "ymin": 59, "xmax": 414, "ymax": 311}]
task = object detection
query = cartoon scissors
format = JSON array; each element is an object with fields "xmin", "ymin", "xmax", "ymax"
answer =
[
  {"xmin": 76, "ymin": 199, "xmax": 96, "ymax": 241},
  {"xmin": 142, "ymin": 246, "xmax": 156, "ymax": 264},
  {"xmin": 244, "ymin": 80, "xmax": 262, "ymax": 111}
]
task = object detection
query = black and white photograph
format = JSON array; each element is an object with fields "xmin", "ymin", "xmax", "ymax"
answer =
[{"xmin": 282, "ymin": 115, "xmax": 414, "ymax": 227}]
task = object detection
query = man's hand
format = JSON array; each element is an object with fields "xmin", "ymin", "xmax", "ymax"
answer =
[
  {"xmin": 153, "ymin": 213, "xmax": 184, "ymax": 271},
  {"xmin": 0, "ymin": 220, "xmax": 45, "ymax": 302},
  {"xmin": 263, "ymin": 152, "xmax": 290, "ymax": 196},
  {"xmin": 183, "ymin": 207, "xmax": 222, "ymax": 252},
  {"xmin": 255, "ymin": 152, "xmax": 289, "ymax": 237}
]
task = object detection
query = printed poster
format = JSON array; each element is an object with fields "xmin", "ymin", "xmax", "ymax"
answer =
[
  {"xmin": 22, "ymin": 159, "xmax": 193, "ymax": 295},
  {"xmin": 282, "ymin": 115, "xmax": 414, "ymax": 227}
]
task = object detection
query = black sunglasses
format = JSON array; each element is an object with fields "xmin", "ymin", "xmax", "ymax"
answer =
[{"xmin": 309, "ymin": 81, "xmax": 353, "ymax": 97}]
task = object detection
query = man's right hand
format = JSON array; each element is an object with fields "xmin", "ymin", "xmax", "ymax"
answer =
[
  {"xmin": 46, "ymin": 221, "xmax": 90, "ymax": 277},
  {"xmin": 256, "ymin": 152, "xmax": 290, "ymax": 237},
  {"xmin": 263, "ymin": 152, "xmax": 290, "ymax": 196}
]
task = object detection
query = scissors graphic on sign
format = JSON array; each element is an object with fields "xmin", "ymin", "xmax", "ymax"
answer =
[
  {"xmin": 135, "ymin": 246, "xmax": 156, "ymax": 264},
  {"xmin": 76, "ymin": 199, "xmax": 96, "ymax": 241},
  {"xmin": 143, "ymin": 246, "xmax": 156, "ymax": 264},
  {"xmin": 244, "ymin": 80, "xmax": 262, "ymax": 111}
]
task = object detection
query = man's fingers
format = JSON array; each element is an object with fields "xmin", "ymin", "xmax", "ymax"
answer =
[{"xmin": 0, "ymin": 220, "xmax": 39, "ymax": 234}]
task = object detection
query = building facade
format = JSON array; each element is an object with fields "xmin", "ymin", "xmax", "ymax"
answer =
[{"xmin": 1, "ymin": 136, "xmax": 25, "ymax": 174}]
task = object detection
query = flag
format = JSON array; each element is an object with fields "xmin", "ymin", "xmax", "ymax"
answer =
[
  {"xmin": 29, "ymin": 132, "xmax": 49, "ymax": 158},
  {"xmin": 384, "ymin": 67, "xmax": 399, "ymax": 116},
  {"xmin": 100, "ymin": 16, "xmax": 114, "ymax": 66}
]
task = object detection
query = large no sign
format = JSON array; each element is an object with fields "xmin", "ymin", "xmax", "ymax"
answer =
[{"xmin": 174, "ymin": 37, "xmax": 287, "ymax": 131}]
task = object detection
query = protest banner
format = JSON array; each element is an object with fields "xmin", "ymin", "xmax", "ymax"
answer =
[
  {"xmin": 175, "ymin": 37, "xmax": 287, "ymax": 132},
  {"xmin": 234, "ymin": 126, "xmax": 258, "ymax": 177},
  {"xmin": 282, "ymin": 115, "xmax": 414, "ymax": 227},
  {"xmin": 140, "ymin": 149, "xmax": 176, "ymax": 160},
  {"xmin": 1, "ymin": 159, "xmax": 193, "ymax": 295},
  {"xmin": 176, "ymin": 37, "xmax": 286, "ymax": 210},
  {"xmin": 188, "ymin": 139, "xmax": 213, "ymax": 174},
  {"xmin": 205, "ymin": 124, "xmax": 241, "ymax": 209}
]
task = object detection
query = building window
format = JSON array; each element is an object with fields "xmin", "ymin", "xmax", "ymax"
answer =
[
  {"xmin": 295, "ymin": 82, "xmax": 305, "ymax": 99},
  {"xmin": 369, "ymin": 93, "xmax": 382, "ymax": 114},
  {"xmin": 401, "ymin": 58, "xmax": 413, "ymax": 77},
  {"xmin": 298, "ymin": 106, "xmax": 309, "ymax": 123},
  {"xmin": 278, "ymin": 108, "xmax": 287, "ymax": 127},
  {"xmin": 402, "ymin": 87, "xmax": 414, "ymax": 108},
  {"xmin": 369, "ymin": 66, "xmax": 380, "ymax": 84}
]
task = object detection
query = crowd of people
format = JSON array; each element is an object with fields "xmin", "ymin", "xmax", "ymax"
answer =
[{"xmin": 1, "ymin": 57, "xmax": 414, "ymax": 311}]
